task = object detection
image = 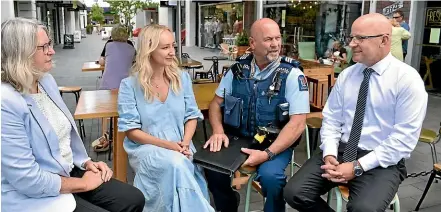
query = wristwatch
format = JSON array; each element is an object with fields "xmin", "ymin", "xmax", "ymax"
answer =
[
  {"xmin": 353, "ymin": 161, "xmax": 364, "ymax": 177},
  {"xmin": 264, "ymin": 148, "xmax": 276, "ymax": 160}
]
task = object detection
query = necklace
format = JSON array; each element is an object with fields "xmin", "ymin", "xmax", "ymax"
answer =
[{"xmin": 152, "ymin": 81, "xmax": 160, "ymax": 97}]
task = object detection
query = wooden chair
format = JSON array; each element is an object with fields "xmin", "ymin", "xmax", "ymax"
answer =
[
  {"xmin": 181, "ymin": 53, "xmax": 204, "ymax": 78},
  {"xmin": 306, "ymin": 71, "xmax": 334, "ymax": 112},
  {"xmin": 304, "ymin": 66, "xmax": 334, "ymax": 155},
  {"xmin": 59, "ymin": 86, "xmax": 85, "ymax": 140},
  {"xmin": 423, "ymin": 56, "xmax": 434, "ymax": 90}
]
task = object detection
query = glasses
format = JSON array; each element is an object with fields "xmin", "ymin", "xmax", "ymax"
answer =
[
  {"xmin": 349, "ymin": 34, "xmax": 385, "ymax": 44},
  {"xmin": 36, "ymin": 40, "xmax": 53, "ymax": 54},
  {"xmin": 393, "ymin": 15, "xmax": 402, "ymax": 19}
]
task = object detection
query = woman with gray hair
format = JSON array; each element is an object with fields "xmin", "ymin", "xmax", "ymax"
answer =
[{"xmin": 1, "ymin": 18, "xmax": 144, "ymax": 212}]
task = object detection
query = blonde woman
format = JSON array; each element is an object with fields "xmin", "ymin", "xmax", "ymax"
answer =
[
  {"xmin": 1, "ymin": 18, "xmax": 144, "ymax": 212},
  {"xmin": 117, "ymin": 24, "xmax": 214, "ymax": 212},
  {"xmin": 93, "ymin": 25, "xmax": 136, "ymax": 152},
  {"xmin": 330, "ymin": 41, "xmax": 348, "ymax": 67},
  {"xmin": 390, "ymin": 18, "xmax": 411, "ymax": 61}
]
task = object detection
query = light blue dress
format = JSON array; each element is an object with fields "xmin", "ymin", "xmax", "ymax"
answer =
[{"xmin": 118, "ymin": 71, "xmax": 214, "ymax": 212}]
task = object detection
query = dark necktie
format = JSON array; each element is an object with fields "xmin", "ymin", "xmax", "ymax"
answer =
[{"xmin": 342, "ymin": 68, "xmax": 375, "ymax": 162}]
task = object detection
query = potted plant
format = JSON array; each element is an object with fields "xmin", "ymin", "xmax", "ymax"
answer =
[
  {"xmin": 86, "ymin": 25, "xmax": 93, "ymax": 34},
  {"xmin": 236, "ymin": 31, "xmax": 250, "ymax": 56}
]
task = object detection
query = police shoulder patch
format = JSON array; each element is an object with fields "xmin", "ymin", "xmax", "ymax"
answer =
[
  {"xmin": 298, "ymin": 75, "xmax": 308, "ymax": 91},
  {"xmin": 236, "ymin": 53, "xmax": 253, "ymax": 62},
  {"xmin": 281, "ymin": 56, "xmax": 300, "ymax": 68}
]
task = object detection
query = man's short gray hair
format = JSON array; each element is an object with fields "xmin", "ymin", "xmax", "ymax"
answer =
[{"xmin": 1, "ymin": 17, "xmax": 49, "ymax": 94}]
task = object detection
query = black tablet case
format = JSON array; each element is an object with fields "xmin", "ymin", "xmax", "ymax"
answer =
[{"xmin": 193, "ymin": 136, "xmax": 256, "ymax": 176}]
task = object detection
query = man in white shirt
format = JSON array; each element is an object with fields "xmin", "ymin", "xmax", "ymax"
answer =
[{"xmin": 283, "ymin": 13, "xmax": 428, "ymax": 212}]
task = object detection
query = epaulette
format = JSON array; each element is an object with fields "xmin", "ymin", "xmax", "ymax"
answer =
[
  {"xmin": 236, "ymin": 53, "xmax": 253, "ymax": 62},
  {"xmin": 280, "ymin": 56, "xmax": 301, "ymax": 68}
]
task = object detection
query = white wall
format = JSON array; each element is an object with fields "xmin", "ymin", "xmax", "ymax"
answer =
[
  {"xmin": 185, "ymin": 0, "xmax": 197, "ymax": 46},
  {"xmin": 75, "ymin": 11, "xmax": 80, "ymax": 30},
  {"xmin": 59, "ymin": 7, "xmax": 65, "ymax": 43},
  {"xmin": 64, "ymin": 9, "xmax": 75, "ymax": 34},
  {"xmin": 17, "ymin": 0, "xmax": 37, "ymax": 19},
  {"xmin": 167, "ymin": 8, "xmax": 173, "ymax": 30},
  {"xmin": 1, "ymin": 0, "xmax": 15, "ymax": 22},
  {"xmin": 136, "ymin": 10, "xmax": 146, "ymax": 28},
  {"xmin": 158, "ymin": 7, "xmax": 169, "ymax": 26},
  {"xmin": 407, "ymin": 0, "xmax": 426, "ymax": 69}
]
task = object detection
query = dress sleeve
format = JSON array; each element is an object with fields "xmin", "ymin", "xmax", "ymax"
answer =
[
  {"xmin": 182, "ymin": 72, "xmax": 204, "ymax": 123},
  {"xmin": 118, "ymin": 77, "xmax": 142, "ymax": 132}
]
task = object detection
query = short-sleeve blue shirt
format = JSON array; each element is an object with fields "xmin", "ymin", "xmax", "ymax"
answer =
[{"xmin": 215, "ymin": 61, "xmax": 310, "ymax": 115}]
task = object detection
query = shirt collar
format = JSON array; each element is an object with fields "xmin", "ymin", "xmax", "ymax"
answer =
[
  {"xmin": 362, "ymin": 53, "xmax": 393, "ymax": 76},
  {"xmin": 253, "ymin": 56, "xmax": 280, "ymax": 74}
]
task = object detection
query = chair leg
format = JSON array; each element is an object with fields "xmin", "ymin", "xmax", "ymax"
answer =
[
  {"xmin": 202, "ymin": 119, "xmax": 208, "ymax": 141},
  {"xmin": 305, "ymin": 125, "xmax": 311, "ymax": 159},
  {"xmin": 307, "ymin": 126, "xmax": 320, "ymax": 156},
  {"xmin": 394, "ymin": 196, "xmax": 400, "ymax": 212},
  {"xmin": 108, "ymin": 118, "xmax": 113, "ymax": 161},
  {"xmin": 327, "ymin": 191, "xmax": 333, "ymax": 206},
  {"xmin": 78, "ymin": 120, "xmax": 85, "ymax": 140},
  {"xmin": 427, "ymin": 143, "xmax": 439, "ymax": 183},
  {"xmin": 415, "ymin": 171, "xmax": 437, "ymax": 211},
  {"xmin": 335, "ymin": 188, "xmax": 343, "ymax": 212},
  {"xmin": 290, "ymin": 151, "xmax": 295, "ymax": 177},
  {"xmin": 244, "ymin": 173, "xmax": 257, "ymax": 212}
]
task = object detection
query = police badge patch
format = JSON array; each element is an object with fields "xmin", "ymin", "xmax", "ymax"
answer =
[{"xmin": 298, "ymin": 75, "xmax": 308, "ymax": 91}]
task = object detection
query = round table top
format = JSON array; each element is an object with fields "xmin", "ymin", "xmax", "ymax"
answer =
[{"xmin": 203, "ymin": 56, "xmax": 229, "ymax": 61}]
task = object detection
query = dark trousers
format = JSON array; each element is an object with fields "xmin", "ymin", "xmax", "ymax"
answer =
[
  {"xmin": 70, "ymin": 167, "xmax": 145, "ymax": 212},
  {"xmin": 205, "ymin": 148, "xmax": 293, "ymax": 212},
  {"xmin": 403, "ymin": 53, "xmax": 407, "ymax": 60},
  {"xmin": 283, "ymin": 143, "xmax": 406, "ymax": 212}
]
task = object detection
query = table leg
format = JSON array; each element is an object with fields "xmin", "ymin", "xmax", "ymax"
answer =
[{"xmin": 112, "ymin": 117, "xmax": 128, "ymax": 182}]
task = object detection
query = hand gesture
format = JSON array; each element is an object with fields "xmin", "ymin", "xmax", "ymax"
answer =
[
  {"xmin": 203, "ymin": 133, "xmax": 229, "ymax": 152},
  {"xmin": 166, "ymin": 141, "xmax": 185, "ymax": 153},
  {"xmin": 84, "ymin": 160, "xmax": 113, "ymax": 182},
  {"xmin": 321, "ymin": 155, "xmax": 344, "ymax": 182},
  {"xmin": 82, "ymin": 171, "xmax": 104, "ymax": 191},
  {"xmin": 241, "ymin": 148, "xmax": 269, "ymax": 166},
  {"xmin": 178, "ymin": 141, "xmax": 192, "ymax": 158}
]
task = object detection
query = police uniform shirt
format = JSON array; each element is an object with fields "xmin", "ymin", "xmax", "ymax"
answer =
[{"xmin": 216, "ymin": 58, "xmax": 310, "ymax": 116}]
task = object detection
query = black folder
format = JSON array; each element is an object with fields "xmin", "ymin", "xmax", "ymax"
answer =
[{"xmin": 193, "ymin": 136, "xmax": 255, "ymax": 176}]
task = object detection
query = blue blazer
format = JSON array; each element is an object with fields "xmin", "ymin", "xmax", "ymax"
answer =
[{"xmin": 1, "ymin": 74, "xmax": 89, "ymax": 211}]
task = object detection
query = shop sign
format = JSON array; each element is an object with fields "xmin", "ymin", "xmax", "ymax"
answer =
[
  {"xmin": 382, "ymin": 1, "xmax": 403, "ymax": 16},
  {"xmin": 426, "ymin": 7, "xmax": 441, "ymax": 27}
]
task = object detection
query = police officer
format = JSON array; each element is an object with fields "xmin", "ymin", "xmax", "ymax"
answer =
[{"xmin": 203, "ymin": 18, "xmax": 310, "ymax": 212}]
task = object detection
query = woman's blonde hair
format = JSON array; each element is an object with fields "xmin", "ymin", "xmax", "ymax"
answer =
[
  {"xmin": 390, "ymin": 18, "xmax": 400, "ymax": 27},
  {"xmin": 131, "ymin": 24, "xmax": 181, "ymax": 102},
  {"xmin": 111, "ymin": 25, "xmax": 129, "ymax": 42},
  {"xmin": 333, "ymin": 41, "xmax": 342, "ymax": 49},
  {"xmin": 1, "ymin": 18, "xmax": 48, "ymax": 94}
]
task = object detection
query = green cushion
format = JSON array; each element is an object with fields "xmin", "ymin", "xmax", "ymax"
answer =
[
  {"xmin": 334, "ymin": 66, "xmax": 343, "ymax": 74},
  {"xmin": 298, "ymin": 42, "xmax": 316, "ymax": 60},
  {"xmin": 419, "ymin": 128, "xmax": 437, "ymax": 143}
]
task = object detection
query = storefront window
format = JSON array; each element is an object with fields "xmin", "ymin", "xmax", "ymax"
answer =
[
  {"xmin": 264, "ymin": 1, "xmax": 360, "ymax": 58},
  {"xmin": 200, "ymin": 2, "xmax": 244, "ymax": 48},
  {"xmin": 418, "ymin": 2, "xmax": 441, "ymax": 92}
]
